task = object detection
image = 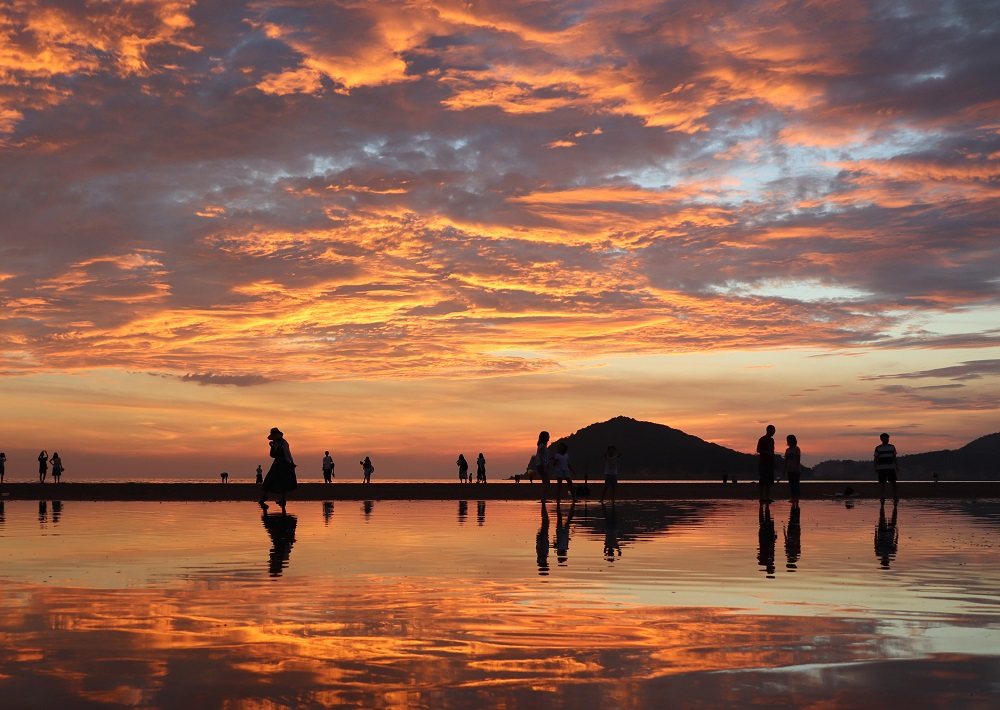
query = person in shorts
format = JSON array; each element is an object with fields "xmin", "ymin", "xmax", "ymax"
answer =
[
  {"xmin": 600, "ymin": 445, "xmax": 622, "ymax": 504},
  {"xmin": 873, "ymin": 433, "xmax": 899, "ymax": 502},
  {"xmin": 322, "ymin": 451, "xmax": 334, "ymax": 483}
]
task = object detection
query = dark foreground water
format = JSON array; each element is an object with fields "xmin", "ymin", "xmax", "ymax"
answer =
[{"xmin": 1, "ymin": 499, "xmax": 998, "ymax": 709}]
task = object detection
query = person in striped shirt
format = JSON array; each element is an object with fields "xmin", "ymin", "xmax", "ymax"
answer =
[{"xmin": 873, "ymin": 433, "xmax": 899, "ymax": 502}]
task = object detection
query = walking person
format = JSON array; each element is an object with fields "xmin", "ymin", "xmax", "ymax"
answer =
[
  {"xmin": 38, "ymin": 450, "xmax": 49, "ymax": 483},
  {"xmin": 456, "ymin": 454, "xmax": 469, "ymax": 483},
  {"xmin": 553, "ymin": 441, "xmax": 579, "ymax": 503},
  {"xmin": 322, "ymin": 451, "xmax": 334, "ymax": 482},
  {"xmin": 874, "ymin": 433, "xmax": 900, "ymax": 503},
  {"xmin": 476, "ymin": 453, "xmax": 486, "ymax": 483},
  {"xmin": 51, "ymin": 452, "xmax": 64, "ymax": 482},
  {"xmin": 535, "ymin": 431, "xmax": 551, "ymax": 502},
  {"xmin": 600, "ymin": 445, "xmax": 622, "ymax": 504},
  {"xmin": 360, "ymin": 456, "xmax": 374, "ymax": 483},
  {"xmin": 783, "ymin": 435, "xmax": 801, "ymax": 506},
  {"xmin": 756, "ymin": 425, "xmax": 776, "ymax": 504},
  {"xmin": 260, "ymin": 427, "xmax": 297, "ymax": 511}
]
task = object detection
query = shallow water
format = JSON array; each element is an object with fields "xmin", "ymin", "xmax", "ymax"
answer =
[{"xmin": 2, "ymin": 499, "xmax": 998, "ymax": 708}]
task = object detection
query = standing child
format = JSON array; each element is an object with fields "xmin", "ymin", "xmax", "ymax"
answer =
[{"xmin": 600, "ymin": 445, "xmax": 622, "ymax": 504}]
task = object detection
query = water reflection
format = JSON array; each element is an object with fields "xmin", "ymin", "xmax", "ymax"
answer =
[
  {"xmin": 52, "ymin": 500, "xmax": 63, "ymax": 524},
  {"xmin": 362, "ymin": 500, "xmax": 373, "ymax": 519},
  {"xmin": 758, "ymin": 504, "xmax": 777, "ymax": 578},
  {"xmin": 322, "ymin": 501, "xmax": 334, "ymax": 525},
  {"xmin": 458, "ymin": 500, "xmax": 468, "ymax": 524},
  {"xmin": 875, "ymin": 501, "xmax": 899, "ymax": 569},
  {"xmin": 262, "ymin": 512, "xmax": 297, "ymax": 577},
  {"xmin": 602, "ymin": 503, "xmax": 621, "ymax": 561},
  {"xmin": 477, "ymin": 500, "xmax": 486, "ymax": 525},
  {"xmin": 555, "ymin": 501, "xmax": 574, "ymax": 565},
  {"xmin": 784, "ymin": 505, "xmax": 801, "ymax": 571},
  {"xmin": 536, "ymin": 502, "xmax": 549, "ymax": 576}
]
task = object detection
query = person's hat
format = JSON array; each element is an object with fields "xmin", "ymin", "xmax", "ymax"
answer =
[{"xmin": 268, "ymin": 427, "xmax": 283, "ymax": 440}]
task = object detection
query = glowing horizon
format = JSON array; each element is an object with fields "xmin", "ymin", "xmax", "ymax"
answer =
[{"xmin": 1, "ymin": 1, "xmax": 998, "ymax": 479}]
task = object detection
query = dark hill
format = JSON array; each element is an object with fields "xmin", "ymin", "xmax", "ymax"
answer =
[
  {"xmin": 553, "ymin": 416, "xmax": 761, "ymax": 480},
  {"xmin": 810, "ymin": 432, "xmax": 1000, "ymax": 480}
]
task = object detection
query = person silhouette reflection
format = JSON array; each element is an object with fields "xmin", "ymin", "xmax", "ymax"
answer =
[
  {"xmin": 477, "ymin": 500, "xmax": 486, "ymax": 525},
  {"xmin": 38, "ymin": 500, "xmax": 48, "ymax": 524},
  {"xmin": 322, "ymin": 501, "xmax": 334, "ymax": 525},
  {"xmin": 757, "ymin": 504, "xmax": 777, "ymax": 577},
  {"xmin": 458, "ymin": 499, "xmax": 468, "ymax": 523},
  {"xmin": 554, "ymin": 501, "xmax": 574, "ymax": 565},
  {"xmin": 783, "ymin": 505, "xmax": 801, "ymax": 571},
  {"xmin": 602, "ymin": 502, "xmax": 621, "ymax": 561},
  {"xmin": 875, "ymin": 500, "xmax": 899, "ymax": 569},
  {"xmin": 536, "ymin": 502, "xmax": 550, "ymax": 576},
  {"xmin": 52, "ymin": 500, "xmax": 63, "ymax": 524},
  {"xmin": 262, "ymin": 511, "xmax": 297, "ymax": 577},
  {"xmin": 362, "ymin": 500, "xmax": 373, "ymax": 519}
]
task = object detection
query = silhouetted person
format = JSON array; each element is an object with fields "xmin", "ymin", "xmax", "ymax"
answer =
[
  {"xmin": 262, "ymin": 511, "xmax": 297, "ymax": 577},
  {"xmin": 784, "ymin": 505, "xmax": 801, "ymax": 571},
  {"xmin": 535, "ymin": 502, "xmax": 550, "ymax": 576},
  {"xmin": 756, "ymin": 425, "xmax": 776, "ymax": 504},
  {"xmin": 50, "ymin": 452, "xmax": 64, "ymax": 482},
  {"xmin": 38, "ymin": 450, "xmax": 48, "ymax": 483},
  {"xmin": 456, "ymin": 454, "xmax": 469, "ymax": 483},
  {"xmin": 875, "ymin": 500, "xmax": 899, "ymax": 569},
  {"xmin": 757, "ymin": 504, "xmax": 776, "ymax": 578},
  {"xmin": 260, "ymin": 427, "xmax": 297, "ymax": 511},
  {"xmin": 360, "ymin": 457, "xmax": 374, "ymax": 483},
  {"xmin": 477, "ymin": 499, "xmax": 486, "ymax": 525},
  {"xmin": 554, "ymin": 501, "xmax": 575, "ymax": 564},
  {"xmin": 602, "ymin": 502, "xmax": 621, "ymax": 561},
  {"xmin": 536, "ymin": 431, "xmax": 551, "ymax": 502},
  {"xmin": 600, "ymin": 445, "xmax": 621, "ymax": 504},
  {"xmin": 220, "ymin": 471, "xmax": 228, "ymax": 483},
  {"xmin": 0, "ymin": 451, "xmax": 5, "ymax": 483},
  {"xmin": 256, "ymin": 464, "xmax": 263, "ymax": 484},
  {"xmin": 476, "ymin": 453, "xmax": 486, "ymax": 483},
  {"xmin": 783, "ymin": 435, "xmax": 801, "ymax": 505},
  {"xmin": 874, "ymin": 433, "xmax": 899, "ymax": 502},
  {"xmin": 322, "ymin": 451, "xmax": 334, "ymax": 482},
  {"xmin": 553, "ymin": 442, "xmax": 579, "ymax": 503}
]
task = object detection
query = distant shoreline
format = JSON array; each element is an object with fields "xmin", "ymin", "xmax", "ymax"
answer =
[{"xmin": 2, "ymin": 481, "xmax": 997, "ymax": 501}]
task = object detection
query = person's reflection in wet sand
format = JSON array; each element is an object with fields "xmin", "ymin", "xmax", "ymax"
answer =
[
  {"xmin": 477, "ymin": 500, "xmax": 486, "ymax": 526},
  {"xmin": 262, "ymin": 511, "xmax": 297, "ymax": 577},
  {"xmin": 602, "ymin": 502, "xmax": 621, "ymax": 561},
  {"xmin": 38, "ymin": 500, "xmax": 48, "ymax": 525},
  {"xmin": 757, "ymin": 504, "xmax": 777, "ymax": 578},
  {"xmin": 783, "ymin": 505, "xmax": 801, "ymax": 571},
  {"xmin": 362, "ymin": 500, "xmax": 373, "ymax": 519},
  {"xmin": 0, "ymin": 501, "xmax": 5, "ymax": 527},
  {"xmin": 458, "ymin": 500, "xmax": 468, "ymax": 524},
  {"xmin": 536, "ymin": 502, "xmax": 550, "ymax": 576},
  {"xmin": 875, "ymin": 500, "xmax": 899, "ymax": 569},
  {"xmin": 555, "ymin": 501, "xmax": 574, "ymax": 565},
  {"xmin": 322, "ymin": 501, "xmax": 334, "ymax": 525},
  {"xmin": 52, "ymin": 500, "xmax": 63, "ymax": 524}
]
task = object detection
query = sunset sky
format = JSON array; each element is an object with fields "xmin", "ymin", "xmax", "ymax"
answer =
[{"xmin": 1, "ymin": 0, "xmax": 998, "ymax": 480}]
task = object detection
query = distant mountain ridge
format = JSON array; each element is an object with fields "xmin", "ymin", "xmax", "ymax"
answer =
[
  {"xmin": 552, "ymin": 416, "xmax": 999, "ymax": 481},
  {"xmin": 553, "ymin": 416, "xmax": 760, "ymax": 481}
]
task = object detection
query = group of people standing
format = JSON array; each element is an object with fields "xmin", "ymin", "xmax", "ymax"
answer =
[
  {"xmin": 0, "ymin": 451, "xmax": 66, "ymax": 483},
  {"xmin": 455, "ymin": 453, "xmax": 487, "ymax": 483},
  {"xmin": 756, "ymin": 425, "xmax": 900, "ymax": 506}
]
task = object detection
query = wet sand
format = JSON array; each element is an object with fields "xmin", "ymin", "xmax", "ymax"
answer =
[{"xmin": 2, "ymin": 480, "xmax": 997, "ymax": 501}]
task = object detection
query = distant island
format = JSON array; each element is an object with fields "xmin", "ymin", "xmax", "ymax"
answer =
[{"xmin": 552, "ymin": 416, "xmax": 999, "ymax": 481}]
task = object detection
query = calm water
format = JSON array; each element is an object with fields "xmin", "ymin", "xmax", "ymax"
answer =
[{"xmin": 1, "ymin": 499, "xmax": 998, "ymax": 709}]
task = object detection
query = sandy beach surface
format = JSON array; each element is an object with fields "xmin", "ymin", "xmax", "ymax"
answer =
[{"xmin": 2, "ymin": 480, "xmax": 997, "ymax": 501}]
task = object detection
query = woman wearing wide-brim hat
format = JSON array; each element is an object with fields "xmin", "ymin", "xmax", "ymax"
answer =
[{"xmin": 260, "ymin": 427, "xmax": 297, "ymax": 510}]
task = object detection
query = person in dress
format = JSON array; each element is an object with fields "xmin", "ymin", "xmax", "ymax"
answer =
[
  {"xmin": 51, "ymin": 452, "xmax": 64, "ymax": 482},
  {"xmin": 360, "ymin": 456, "xmax": 374, "ymax": 483},
  {"xmin": 260, "ymin": 428, "xmax": 297, "ymax": 511},
  {"xmin": 456, "ymin": 454, "xmax": 469, "ymax": 483},
  {"xmin": 256, "ymin": 464, "xmax": 263, "ymax": 484},
  {"xmin": 38, "ymin": 450, "xmax": 48, "ymax": 483},
  {"xmin": 783, "ymin": 435, "xmax": 801, "ymax": 506},
  {"xmin": 535, "ymin": 431, "xmax": 551, "ymax": 502},
  {"xmin": 476, "ymin": 453, "xmax": 486, "ymax": 483}
]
